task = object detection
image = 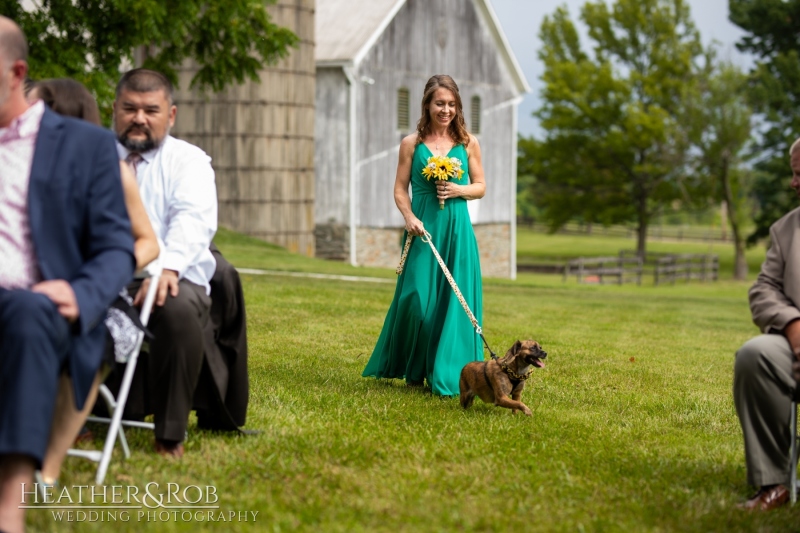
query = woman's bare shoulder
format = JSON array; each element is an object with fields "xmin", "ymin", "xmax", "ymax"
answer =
[
  {"xmin": 402, "ymin": 132, "xmax": 419, "ymax": 147},
  {"xmin": 399, "ymin": 133, "xmax": 419, "ymax": 155},
  {"xmin": 466, "ymin": 134, "xmax": 481, "ymax": 155}
]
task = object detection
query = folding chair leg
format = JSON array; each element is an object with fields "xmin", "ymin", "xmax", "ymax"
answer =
[
  {"xmin": 93, "ymin": 384, "xmax": 130, "ymax": 459},
  {"xmin": 112, "ymin": 409, "xmax": 131, "ymax": 460},
  {"xmin": 95, "ymin": 332, "xmax": 145, "ymax": 485}
]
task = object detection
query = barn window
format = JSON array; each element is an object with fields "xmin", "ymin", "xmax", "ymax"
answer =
[
  {"xmin": 397, "ymin": 87, "xmax": 410, "ymax": 131},
  {"xmin": 470, "ymin": 95, "xmax": 481, "ymax": 134}
]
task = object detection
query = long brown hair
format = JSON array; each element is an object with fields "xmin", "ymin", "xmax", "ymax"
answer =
[
  {"xmin": 31, "ymin": 78, "xmax": 101, "ymax": 126},
  {"xmin": 415, "ymin": 74, "xmax": 470, "ymax": 147}
]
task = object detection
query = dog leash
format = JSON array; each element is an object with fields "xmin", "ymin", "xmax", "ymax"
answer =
[{"xmin": 396, "ymin": 231, "xmax": 498, "ymax": 360}]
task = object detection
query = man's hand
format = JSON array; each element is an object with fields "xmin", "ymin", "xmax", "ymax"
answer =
[
  {"xmin": 785, "ymin": 319, "xmax": 800, "ymax": 356},
  {"xmin": 784, "ymin": 320, "xmax": 800, "ymax": 386},
  {"xmin": 31, "ymin": 279, "xmax": 79, "ymax": 323},
  {"xmin": 134, "ymin": 269, "xmax": 180, "ymax": 307}
]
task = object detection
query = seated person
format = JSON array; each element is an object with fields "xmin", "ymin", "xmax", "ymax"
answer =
[
  {"xmin": 100, "ymin": 242, "xmax": 250, "ymax": 435},
  {"xmin": 24, "ymin": 77, "xmax": 159, "ymax": 486},
  {"xmin": 734, "ymin": 136, "xmax": 800, "ymax": 511},
  {"xmin": 107, "ymin": 68, "xmax": 249, "ymax": 458},
  {"xmin": 0, "ymin": 17, "xmax": 134, "ymax": 533}
]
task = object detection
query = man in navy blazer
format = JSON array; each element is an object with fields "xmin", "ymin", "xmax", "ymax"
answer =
[{"xmin": 0, "ymin": 17, "xmax": 134, "ymax": 532}]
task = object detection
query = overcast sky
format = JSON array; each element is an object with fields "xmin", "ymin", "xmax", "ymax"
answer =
[{"xmin": 490, "ymin": 0, "xmax": 753, "ymax": 138}]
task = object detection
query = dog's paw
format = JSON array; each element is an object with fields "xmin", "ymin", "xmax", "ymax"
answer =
[{"xmin": 522, "ymin": 408, "xmax": 532, "ymax": 416}]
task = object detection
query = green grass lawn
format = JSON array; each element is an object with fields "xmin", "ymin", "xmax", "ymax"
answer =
[{"xmin": 29, "ymin": 229, "xmax": 799, "ymax": 532}]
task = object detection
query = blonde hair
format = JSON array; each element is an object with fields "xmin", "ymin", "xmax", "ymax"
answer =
[{"xmin": 415, "ymin": 75, "xmax": 470, "ymax": 148}]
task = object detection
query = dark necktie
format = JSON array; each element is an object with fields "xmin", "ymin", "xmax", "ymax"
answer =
[{"xmin": 125, "ymin": 152, "xmax": 143, "ymax": 177}]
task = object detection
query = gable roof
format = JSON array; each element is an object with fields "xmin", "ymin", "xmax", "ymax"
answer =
[{"xmin": 315, "ymin": 0, "xmax": 531, "ymax": 95}]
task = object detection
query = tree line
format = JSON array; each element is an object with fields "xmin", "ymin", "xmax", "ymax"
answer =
[{"xmin": 519, "ymin": 0, "xmax": 800, "ymax": 280}]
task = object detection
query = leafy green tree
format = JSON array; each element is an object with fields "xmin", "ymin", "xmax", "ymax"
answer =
[
  {"xmin": 516, "ymin": 175, "xmax": 539, "ymax": 222},
  {"xmin": 729, "ymin": 0, "xmax": 800, "ymax": 243},
  {"xmin": 684, "ymin": 60, "xmax": 754, "ymax": 279},
  {"xmin": 521, "ymin": 0, "xmax": 704, "ymax": 256},
  {"xmin": 2, "ymin": 0, "xmax": 298, "ymax": 122}
]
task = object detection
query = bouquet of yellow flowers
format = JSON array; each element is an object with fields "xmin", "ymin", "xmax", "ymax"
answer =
[{"xmin": 421, "ymin": 155, "xmax": 465, "ymax": 209}]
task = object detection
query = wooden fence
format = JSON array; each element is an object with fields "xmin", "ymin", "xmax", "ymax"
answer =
[
  {"xmin": 653, "ymin": 254, "xmax": 719, "ymax": 285},
  {"xmin": 563, "ymin": 256, "xmax": 644, "ymax": 285},
  {"xmin": 562, "ymin": 251, "xmax": 719, "ymax": 286},
  {"xmin": 617, "ymin": 250, "xmax": 718, "ymax": 285}
]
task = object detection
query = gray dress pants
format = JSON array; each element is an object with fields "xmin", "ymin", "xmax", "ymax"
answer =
[{"xmin": 734, "ymin": 334, "xmax": 797, "ymax": 487}]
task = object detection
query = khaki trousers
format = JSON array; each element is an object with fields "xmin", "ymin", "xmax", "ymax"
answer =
[{"xmin": 734, "ymin": 334, "xmax": 797, "ymax": 487}]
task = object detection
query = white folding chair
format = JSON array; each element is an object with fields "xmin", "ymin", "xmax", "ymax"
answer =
[
  {"xmin": 791, "ymin": 399, "xmax": 799, "ymax": 504},
  {"xmin": 66, "ymin": 263, "xmax": 161, "ymax": 485}
]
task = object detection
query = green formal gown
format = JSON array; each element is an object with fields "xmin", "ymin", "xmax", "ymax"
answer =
[{"xmin": 362, "ymin": 142, "xmax": 484, "ymax": 396}]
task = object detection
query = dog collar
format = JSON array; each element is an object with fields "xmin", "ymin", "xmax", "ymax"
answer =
[{"xmin": 499, "ymin": 361, "xmax": 533, "ymax": 381}]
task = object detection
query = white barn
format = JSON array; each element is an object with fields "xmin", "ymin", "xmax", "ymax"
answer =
[{"xmin": 314, "ymin": 0, "xmax": 530, "ymax": 278}]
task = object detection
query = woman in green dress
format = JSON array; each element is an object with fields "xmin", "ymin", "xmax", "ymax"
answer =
[{"xmin": 362, "ymin": 74, "xmax": 486, "ymax": 396}]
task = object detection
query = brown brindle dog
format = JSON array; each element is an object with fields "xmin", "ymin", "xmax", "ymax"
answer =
[{"xmin": 459, "ymin": 340, "xmax": 547, "ymax": 416}]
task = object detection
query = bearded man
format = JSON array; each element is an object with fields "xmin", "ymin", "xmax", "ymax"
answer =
[{"xmin": 113, "ymin": 68, "xmax": 217, "ymax": 459}]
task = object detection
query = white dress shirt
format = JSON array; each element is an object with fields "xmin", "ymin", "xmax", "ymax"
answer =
[{"xmin": 117, "ymin": 135, "xmax": 217, "ymax": 294}]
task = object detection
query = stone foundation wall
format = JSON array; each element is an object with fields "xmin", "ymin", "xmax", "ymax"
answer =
[
  {"xmin": 473, "ymin": 223, "xmax": 511, "ymax": 278},
  {"xmin": 354, "ymin": 227, "xmax": 406, "ymax": 269},
  {"xmin": 353, "ymin": 223, "xmax": 511, "ymax": 278},
  {"xmin": 314, "ymin": 222, "xmax": 349, "ymax": 261}
]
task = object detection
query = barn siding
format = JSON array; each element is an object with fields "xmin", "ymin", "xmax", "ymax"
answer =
[
  {"xmin": 314, "ymin": 68, "xmax": 351, "ymax": 224},
  {"xmin": 354, "ymin": 0, "xmax": 518, "ymax": 229},
  {"xmin": 314, "ymin": 67, "xmax": 351, "ymax": 259},
  {"xmin": 313, "ymin": 0, "xmax": 524, "ymax": 275},
  {"xmin": 172, "ymin": 0, "xmax": 317, "ymax": 256}
]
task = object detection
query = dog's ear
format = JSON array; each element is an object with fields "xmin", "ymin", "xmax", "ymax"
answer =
[{"xmin": 505, "ymin": 340, "xmax": 522, "ymax": 358}]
